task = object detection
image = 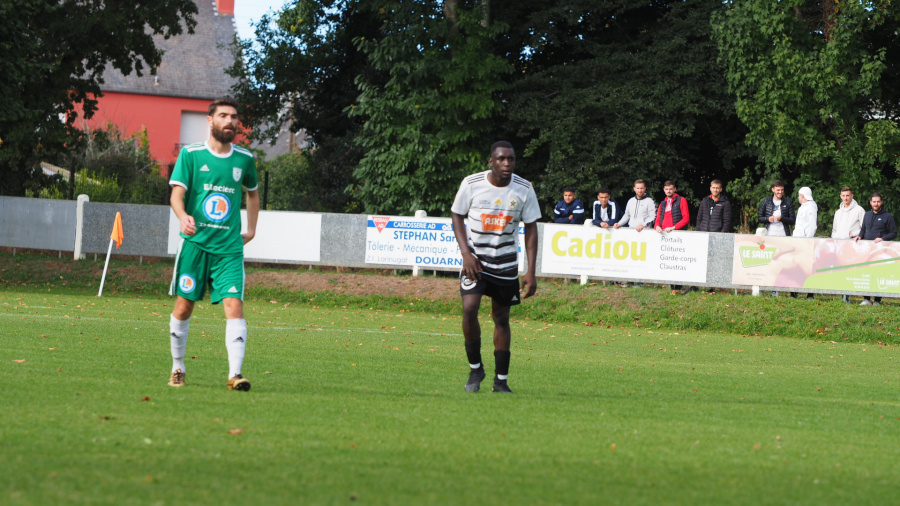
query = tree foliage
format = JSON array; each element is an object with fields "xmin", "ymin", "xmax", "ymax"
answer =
[
  {"xmin": 228, "ymin": 0, "xmax": 382, "ymax": 213},
  {"xmin": 713, "ymin": 0, "xmax": 900, "ymax": 203},
  {"xmin": 0, "ymin": 0, "xmax": 198, "ymax": 196},
  {"xmin": 495, "ymin": 0, "xmax": 752, "ymax": 212},
  {"xmin": 233, "ymin": 0, "xmax": 752, "ymax": 217},
  {"xmin": 348, "ymin": 1, "xmax": 511, "ymax": 215}
]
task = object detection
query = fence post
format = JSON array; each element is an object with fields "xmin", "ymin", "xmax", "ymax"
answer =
[
  {"xmin": 73, "ymin": 194, "xmax": 89, "ymax": 260},
  {"xmin": 412, "ymin": 210, "xmax": 427, "ymax": 277}
]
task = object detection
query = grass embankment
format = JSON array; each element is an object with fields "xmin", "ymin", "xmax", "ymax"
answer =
[{"xmin": 1, "ymin": 251, "xmax": 897, "ymax": 344}]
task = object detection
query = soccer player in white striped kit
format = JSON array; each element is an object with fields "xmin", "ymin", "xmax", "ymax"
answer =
[{"xmin": 451, "ymin": 141, "xmax": 541, "ymax": 393}]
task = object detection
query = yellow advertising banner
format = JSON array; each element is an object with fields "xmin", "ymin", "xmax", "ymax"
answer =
[{"xmin": 541, "ymin": 226, "xmax": 708, "ymax": 282}]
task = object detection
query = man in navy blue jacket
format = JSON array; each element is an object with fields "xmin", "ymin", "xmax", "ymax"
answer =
[
  {"xmin": 587, "ymin": 188, "xmax": 620, "ymax": 228},
  {"xmin": 553, "ymin": 187, "xmax": 585, "ymax": 224},
  {"xmin": 854, "ymin": 192, "xmax": 897, "ymax": 305}
]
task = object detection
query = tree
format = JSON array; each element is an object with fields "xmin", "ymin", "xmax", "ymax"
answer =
[
  {"xmin": 494, "ymin": 0, "xmax": 752, "ymax": 214},
  {"xmin": 713, "ymin": 0, "xmax": 900, "ymax": 203},
  {"xmin": 228, "ymin": 0, "xmax": 382, "ymax": 213},
  {"xmin": 348, "ymin": 0, "xmax": 511, "ymax": 215},
  {"xmin": 0, "ymin": 0, "xmax": 197, "ymax": 196}
]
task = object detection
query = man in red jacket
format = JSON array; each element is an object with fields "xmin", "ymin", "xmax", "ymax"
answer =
[
  {"xmin": 654, "ymin": 181, "xmax": 690, "ymax": 233},
  {"xmin": 655, "ymin": 181, "xmax": 690, "ymax": 292}
]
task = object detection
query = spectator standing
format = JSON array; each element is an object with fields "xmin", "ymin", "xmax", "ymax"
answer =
[
  {"xmin": 831, "ymin": 186, "xmax": 865, "ymax": 303},
  {"xmin": 793, "ymin": 186, "xmax": 818, "ymax": 300},
  {"xmin": 615, "ymin": 179, "xmax": 655, "ymax": 232},
  {"xmin": 758, "ymin": 180, "xmax": 796, "ymax": 237},
  {"xmin": 854, "ymin": 193, "xmax": 898, "ymax": 306},
  {"xmin": 553, "ymin": 187, "xmax": 585, "ymax": 224},
  {"xmin": 654, "ymin": 181, "xmax": 690, "ymax": 292},
  {"xmin": 690, "ymin": 179, "xmax": 732, "ymax": 293},
  {"xmin": 758, "ymin": 180, "xmax": 795, "ymax": 297},
  {"xmin": 696, "ymin": 180, "xmax": 732, "ymax": 233},
  {"xmin": 586, "ymin": 188, "xmax": 620, "ymax": 228},
  {"xmin": 614, "ymin": 179, "xmax": 655, "ymax": 287}
]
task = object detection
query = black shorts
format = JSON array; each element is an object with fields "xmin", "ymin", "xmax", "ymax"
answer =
[{"xmin": 459, "ymin": 272, "xmax": 521, "ymax": 306}]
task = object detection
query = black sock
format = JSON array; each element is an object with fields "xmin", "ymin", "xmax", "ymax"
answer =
[
  {"xmin": 494, "ymin": 350, "xmax": 511, "ymax": 376},
  {"xmin": 465, "ymin": 339, "xmax": 482, "ymax": 367}
]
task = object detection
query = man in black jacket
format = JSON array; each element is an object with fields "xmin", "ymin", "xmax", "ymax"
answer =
[
  {"xmin": 758, "ymin": 179, "xmax": 795, "ymax": 237},
  {"xmin": 854, "ymin": 192, "xmax": 897, "ymax": 305},
  {"xmin": 758, "ymin": 180, "xmax": 795, "ymax": 297},
  {"xmin": 696, "ymin": 180, "xmax": 732, "ymax": 233}
]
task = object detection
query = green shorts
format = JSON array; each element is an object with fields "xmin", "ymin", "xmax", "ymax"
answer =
[{"xmin": 171, "ymin": 239, "xmax": 245, "ymax": 304}]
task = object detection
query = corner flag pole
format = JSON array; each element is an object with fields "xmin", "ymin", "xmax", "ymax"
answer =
[{"xmin": 98, "ymin": 212, "xmax": 124, "ymax": 297}]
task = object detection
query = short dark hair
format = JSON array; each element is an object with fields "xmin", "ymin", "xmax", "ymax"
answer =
[
  {"xmin": 771, "ymin": 179, "xmax": 785, "ymax": 189},
  {"xmin": 663, "ymin": 180, "xmax": 675, "ymax": 187},
  {"xmin": 597, "ymin": 188, "xmax": 611, "ymax": 196},
  {"xmin": 563, "ymin": 187, "xmax": 575, "ymax": 194},
  {"xmin": 840, "ymin": 186, "xmax": 852, "ymax": 193},
  {"xmin": 209, "ymin": 97, "xmax": 240, "ymax": 116},
  {"xmin": 490, "ymin": 140, "xmax": 514, "ymax": 155},
  {"xmin": 711, "ymin": 179, "xmax": 723, "ymax": 187},
  {"xmin": 871, "ymin": 192, "xmax": 884, "ymax": 201},
  {"xmin": 634, "ymin": 179, "xmax": 646, "ymax": 186}
]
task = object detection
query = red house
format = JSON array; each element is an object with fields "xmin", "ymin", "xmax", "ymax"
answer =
[{"xmin": 85, "ymin": 0, "xmax": 240, "ymax": 172}]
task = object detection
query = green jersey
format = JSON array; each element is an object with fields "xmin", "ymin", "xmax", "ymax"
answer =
[{"xmin": 169, "ymin": 142, "xmax": 258, "ymax": 255}]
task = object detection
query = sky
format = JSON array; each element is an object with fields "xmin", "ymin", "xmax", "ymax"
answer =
[{"xmin": 233, "ymin": 1, "xmax": 292, "ymax": 42}]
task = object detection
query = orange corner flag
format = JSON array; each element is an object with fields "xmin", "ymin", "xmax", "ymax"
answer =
[{"xmin": 111, "ymin": 212, "xmax": 124, "ymax": 249}]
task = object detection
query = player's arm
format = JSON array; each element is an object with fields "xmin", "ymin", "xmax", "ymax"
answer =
[
  {"xmin": 170, "ymin": 185, "xmax": 196, "ymax": 236},
  {"xmin": 452, "ymin": 212, "xmax": 481, "ymax": 280},
  {"xmin": 243, "ymin": 189, "xmax": 259, "ymax": 245},
  {"xmin": 522, "ymin": 221, "xmax": 538, "ymax": 298}
]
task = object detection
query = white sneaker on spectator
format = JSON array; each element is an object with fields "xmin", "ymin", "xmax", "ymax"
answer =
[{"xmin": 860, "ymin": 299, "xmax": 872, "ymax": 306}]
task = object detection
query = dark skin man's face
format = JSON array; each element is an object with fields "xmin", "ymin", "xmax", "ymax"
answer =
[{"xmin": 488, "ymin": 147, "xmax": 516, "ymax": 186}]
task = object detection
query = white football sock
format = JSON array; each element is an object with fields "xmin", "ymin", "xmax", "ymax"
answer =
[
  {"xmin": 498, "ymin": 374, "xmax": 508, "ymax": 380},
  {"xmin": 225, "ymin": 318, "xmax": 247, "ymax": 379},
  {"xmin": 170, "ymin": 314, "xmax": 190, "ymax": 373},
  {"xmin": 469, "ymin": 362, "xmax": 481, "ymax": 369}
]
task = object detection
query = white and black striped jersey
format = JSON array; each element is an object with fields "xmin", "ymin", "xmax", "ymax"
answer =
[{"xmin": 451, "ymin": 170, "xmax": 541, "ymax": 280}]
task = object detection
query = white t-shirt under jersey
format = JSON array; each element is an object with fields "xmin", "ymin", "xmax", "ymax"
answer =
[{"xmin": 451, "ymin": 170, "xmax": 541, "ymax": 280}]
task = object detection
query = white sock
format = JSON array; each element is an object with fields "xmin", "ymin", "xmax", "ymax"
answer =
[
  {"xmin": 498, "ymin": 374, "xmax": 508, "ymax": 380},
  {"xmin": 469, "ymin": 363, "xmax": 481, "ymax": 369},
  {"xmin": 225, "ymin": 318, "xmax": 247, "ymax": 379},
  {"xmin": 170, "ymin": 314, "xmax": 190, "ymax": 373}
]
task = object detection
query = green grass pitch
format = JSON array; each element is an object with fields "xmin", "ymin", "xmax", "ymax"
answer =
[{"xmin": 4, "ymin": 290, "xmax": 900, "ymax": 505}]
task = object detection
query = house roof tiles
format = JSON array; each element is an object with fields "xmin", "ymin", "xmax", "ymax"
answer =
[{"xmin": 101, "ymin": 1, "xmax": 238, "ymax": 100}]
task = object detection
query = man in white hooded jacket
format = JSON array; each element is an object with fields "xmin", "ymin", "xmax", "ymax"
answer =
[
  {"xmin": 793, "ymin": 187, "xmax": 818, "ymax": 238},
  {"xmin": 831, "ymin": 186, "xmax": 865, "ymax": 239},
  {"xmin": 792, "ymin": 187, "xmax": 818, "ymax": 299}
]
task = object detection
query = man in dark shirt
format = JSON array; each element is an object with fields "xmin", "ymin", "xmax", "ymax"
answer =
[
  {"xmin": 553, "ymin": 187, "xmax": 586, "ymax": 224},
  {"xmin": 854, "ymin": 192, "xmax": 897, "ymax": 305},
  {"xmin": 696, "ymin": 180, "xmax": 732, "ymax": 233}
]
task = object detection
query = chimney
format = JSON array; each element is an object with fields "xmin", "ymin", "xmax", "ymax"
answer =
[{"xmin": 217, "ymin": 0, "xmax": 235, "ymax": 16}]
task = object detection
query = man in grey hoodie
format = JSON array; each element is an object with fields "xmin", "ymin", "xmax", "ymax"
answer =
[
  {"xmin": 831, "ymin": 186, "xmax": 865, "ymax": 239},
  {"xmin": 831, "ymin": 187, "xmax": 864, "ymax": 303}
]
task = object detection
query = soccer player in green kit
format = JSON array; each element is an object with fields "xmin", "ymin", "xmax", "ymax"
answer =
[{"xmin": 166, "ymin": 97, "xmax": 259, "ymax": 391}]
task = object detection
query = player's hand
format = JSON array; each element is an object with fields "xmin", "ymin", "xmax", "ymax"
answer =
[
  {"xmin": 461, "ymin": 253, "xmax": 482, "ymax": 281},
  {"xmin": 665, "ymin": 226, "xmax": 675, "ymax": 232},
  {"xmin": 655, "ymin": 226, "xmax": 663, "ymax": 233},
  {"xmin": 180, "ymin": 215, "xmax": 196, "ymax": 236},
  {"xmin": 600, "ymin": 222, "xmax": 609, "ymax": 228},
  {"xmin": 521, "ymin": 273, "xmax": 537, "ymax": 299},
  {"xmin": 242, "ymin": 230, "xmax": 255, "ymax": 245},
  {"xmin": 874, "ymin": 237, "xmax": 883, "ymax": 243},
  {"xmin": 613, "ymin": 223, "xmax": 620, "ymax": 229},
  {"xmin": 635, "ymin": 224, "xmax": 644, "ymax": 232}
]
